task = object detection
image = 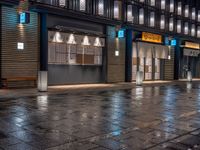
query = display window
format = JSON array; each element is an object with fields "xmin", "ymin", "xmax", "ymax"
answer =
[{"xmin": 48, "ymin": 31, "xmax": 105, "ymax": 66}]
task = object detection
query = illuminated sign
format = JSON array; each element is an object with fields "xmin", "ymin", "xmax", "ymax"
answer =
[
  {"xmin": 19, "ymin": 12, "xmax": 30, "ymax": 24},
  {"xmin": 170, "ymin": 39, "xmax": 177, "ymax": 46},
  {"xmin": 185, "ymin": 41, "xmax": 200, "ymax": 49},
  {"xmin": 17, "ymin": 42, "xmax": 24, "ymax": 50},
  {"xmin": 142, "ymin": 32, "xmax": 162, "ymax": 43},
  {"xmin": 118, "ymin": 30, "xmax": 125, "ymax": 38}
]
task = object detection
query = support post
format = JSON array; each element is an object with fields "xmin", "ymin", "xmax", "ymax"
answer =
[{"xmin": 38, "ymin": 13, "xmax": 48, "ymax": 92}]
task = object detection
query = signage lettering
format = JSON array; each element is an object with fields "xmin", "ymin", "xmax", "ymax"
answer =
[{"xmin": 142, "ymin": 32, "xmax": 162, "ymax": 43}]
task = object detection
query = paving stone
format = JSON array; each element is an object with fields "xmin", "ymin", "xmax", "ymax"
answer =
[{"xmin": 1, "ymin": 82, "xmax": 200, "ymax": 149}]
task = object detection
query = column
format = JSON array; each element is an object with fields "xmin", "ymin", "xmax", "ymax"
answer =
[
  {"xmin": 125, "ymin": 29, "xmax": 132, "ymax": 82},
  {"xmin": 38, "ymin": 13, "xmax": 48, "ymax": 91},
  {"xmin": 174, "ymin": 38, "xmax": 181, "ymax": 80}
]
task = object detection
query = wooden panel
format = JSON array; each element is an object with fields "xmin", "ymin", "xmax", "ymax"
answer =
[
  {"xmin": 1, "ymin": 6, "xmax": 39, "ymax": 87},
  {"xmin": 84, "ymin": 55, "xmax": 94, "ymax": 65}
]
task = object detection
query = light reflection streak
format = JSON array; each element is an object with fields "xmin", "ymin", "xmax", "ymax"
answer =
[{"xmin": 37, "ymin": 95, "xmax": 48, "ymax": 111}]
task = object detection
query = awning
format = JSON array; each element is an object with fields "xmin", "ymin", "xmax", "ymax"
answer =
[
  {"xmin": 184, "ymin": 48, "xmax": 200, "ymax": 57},
  {"xmin": 137, "ymin": 42, "xmax": 168, "ymax": 59}
]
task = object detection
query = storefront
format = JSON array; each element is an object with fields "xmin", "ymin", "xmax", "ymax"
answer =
[
  {"xmin": 179, "ymin": 41, "xmax": 200, "ymax": 79},
  {"xmin": 131, "ymin": 32, "xmax": 172, "ymax": 81},
  {"xmin": 46, "ymin": 15, "xmax": 107, "ymax": 85}
]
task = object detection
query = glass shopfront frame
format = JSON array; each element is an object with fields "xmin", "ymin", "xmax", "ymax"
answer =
[{"xmin": 132, "ymin": 42, "xmax": 168, "ymax": 81}]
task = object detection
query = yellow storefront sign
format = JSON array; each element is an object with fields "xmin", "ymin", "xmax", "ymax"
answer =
[
  {"xmin": 185, "ymin": 41, "xmax": 200, "ymax": 49},
  {"xmin": 142, "ymin": 32, "xmax": 162, "ymax": 43}
]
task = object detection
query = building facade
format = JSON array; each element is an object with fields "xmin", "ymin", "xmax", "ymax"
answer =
[{"xmin": 0, "ymin": 0, "xmax": 200, "ymax": 88}]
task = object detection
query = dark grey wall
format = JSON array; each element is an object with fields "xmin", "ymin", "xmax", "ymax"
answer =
[
  {"xmin": 48, "ymin": 65, "xmax": 105, "ymax": 85},
  {"xmin": 47, "ymin": 15, "xmax": 106, "ymax": 85}
]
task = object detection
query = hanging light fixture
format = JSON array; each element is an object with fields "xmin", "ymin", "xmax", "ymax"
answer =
[
  {"xmin": 67, "ymin": 34, "xmax": 76, "ymax": 45},
  {"xmin": 81, "ymin": 35, "xmax": 91, "ymax": 46},
  {"xmin": 94, "ymin": 37, "xmax": 102, "ymax": 47},
  {"xmin": 53, "ymin": 32, "xmax": 63, "ymax": 43}
]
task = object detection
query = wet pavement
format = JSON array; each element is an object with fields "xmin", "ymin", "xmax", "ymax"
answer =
[{"xmin": 1, "ymin": 82, "xmax": 200, "ymax": 149}]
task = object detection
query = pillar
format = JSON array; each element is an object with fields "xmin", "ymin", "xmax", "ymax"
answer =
[{"xmin": 38, "ymin": 13, "xmax": 48, "ymax": 91}]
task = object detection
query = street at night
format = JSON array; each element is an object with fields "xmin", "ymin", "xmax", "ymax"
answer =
[{"xmin": 0, "ymin": 82, "xmax": 200, "ymax": 149}]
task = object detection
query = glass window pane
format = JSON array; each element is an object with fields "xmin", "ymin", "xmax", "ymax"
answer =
[
  {"xmin": 150, "ymin": 12, "xmax": 155, "ymax": 27},
  {"xmin": 177, "ymin": 2, "xmax": 182, "ymax": 15},
  {"xmin": 185, "ymin": 5, "xmax": 189, "ymax": 17},
  {"xmin": 177, "ymin": 20, "xmax": 182, "ymax": 33},
  {"xmin": 98, "ymin": 0, "xmax": 104, "ymax": 15},
  {"xmin": 161, "ymin": 0, "xmax": 165, "ymax": 10},
  {"xmin": 160, "ymin": 15, "xmax": 165, "ymax": 29},
  {"xmin": 184, "ymin": 22, "xmax": 189, "ymax": 34},
  {"xmin": 80, "ymin": 0, "xmax": 86, "ymax": 11},
  {"xmin": 169, "ymin": 18, "xmax": 174, "ymax": 31},
  {"xmin": 139, "ymin": 8, "xmax": 144, "ymax": 24},
  {"xmin": 127, "ymin": 5, "xmax": 133, "ymax": 22}
]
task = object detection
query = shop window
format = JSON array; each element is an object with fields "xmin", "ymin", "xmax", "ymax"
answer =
[
  {"xmin": 160, "ymin": 15, "xmax": 165, "ymax": 29},
  {"xmin": 177, "ymin": 2, "xmax": 182, "ymax": 15},
  {"xmin": 191, "ymin": 24, "xmax": 196, "ymax": 37},
  {"xmin": 139, "ymin": 8, "xmax": 144, "ymax": 25},
  {"xmin": 149, "ymin": 12, "xmax": 155, "ymax": 27},
  {"xmin": 177, "ymin": 20, "xmax": 182, "ymax": 33},
  {"xmin": 169, "ymin": 0, "xmax": 174, "ymax": 13},
  {"xmin": 184, "ymin": 22, "xmax": 189, "ymax": 35},
  {"xmin": 192, "ymin": 8, "xmax": 196, "ymax": 20},
  {"xmin": 169, "ymin": 18, "xmax": 174, "ymax": 31},
  {"xmin": 98, "ymin": 0, "xmax": 104, "ymax": 16},
  {"xmin": 161, "ymin": 0, "xmax": 165, "ymax": 10},
  {"xmin": 127, "ymin": 5, "xmax": 133, "ymax": 22},
  {"xmin": 185, "ymin": 5, "xmax": 189, "ymax": 17},
  {"xmin": 114, "ymin": 0, "xmax": 122, "ymax": 20},
  {"xmin": 48, "ymin": 31, "xmax": 104, "ymax": 66},
  {"xmin": 197, "ymin": 26, "xmax": 200, "ymax": 38}
]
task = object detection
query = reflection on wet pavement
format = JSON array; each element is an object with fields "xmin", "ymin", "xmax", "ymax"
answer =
[{"xmin": 1, "ymin": 82, "xmax": 200, "ymax": 149}]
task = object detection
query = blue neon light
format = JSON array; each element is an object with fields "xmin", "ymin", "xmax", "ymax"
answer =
[
  {"xmin": 171, "ymin": 39, "xmax": 177, "ymax": 46},
  {"xmin": 20, "ymin": 13, "xmax": 26, "ymax": 24},
  {"xmin": 118, "ymin": 30, "xmax": 125, "ymax": 38}
]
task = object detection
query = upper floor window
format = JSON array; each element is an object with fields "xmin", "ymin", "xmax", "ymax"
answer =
[
  {"xmin": 169, "ymin": 17, "xmax": 174, "ymax": 31},
  {"xmin": 177, "ymin": 2, "xmax": 182, "ymax": 15},
  {"xmin": 177, "ymin": 20, "xmax": 182, "ymax": 33},
  {"xmin": 149, "ymin": 12, "xmax": 155, "ymax": 27},
  {"xmin": 185, "ymin": 5, "xmax": 189, "ymax": 17},
  {"xmin": 59, "ymin": 0, "xmax": 66, "ymax": 7},
  {"xmin": 197, "ymin": 26, "xmax": 200, "ymax": 38},
  {"xmin": 191, "ymin": 24, "xmax": 196, "ymax": 36},
  {"xmin": 184, "ymin": 22, "xmax": 189, "ymax": 35},
  {"xmin": 139, "ymin": 8, "xmax": 144, "ymax": 24},
  {"xmin": 139, "ymin": 0, "xmax": 145, "ymax": 3},
  {"xmin": 192, "ymin": 8, "xmax": 196, "ymax": 20},
  {"xmin": 169, "ymin": 0, "xmax": 174, "ymax": 13},
  {"xmin": 114, "ymin": 0, "xmax": 122, "ymax": 20},
  {"xmin": 198, "ymin": 10, "xmax": 200, "ymax": 22},
  {"xmin": 150, "ymin": 0, "xmax": 155, "ymax": 6},
  {"xmin": 98, "ymin": 0, "xmax": 104, "ymax": 16},
  {"xmin": 127, "ymin": 5, "xmax": 133, "ymax": 22},
  {"xmin": 80, "ymin": 0, "xmax": 86, "ymax": 11},
  {"xmin": 160, "ymin": 15, "xmax": 165, "ymax": 29},
  {"xmin": 161, "ymin": 0, "xmax": 165, "ymax": 10}
]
